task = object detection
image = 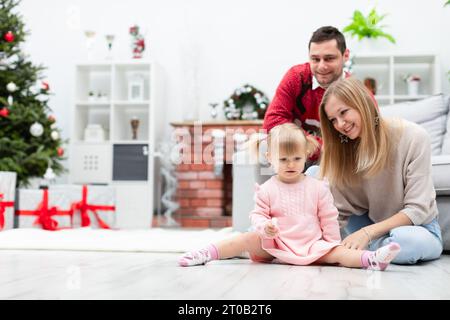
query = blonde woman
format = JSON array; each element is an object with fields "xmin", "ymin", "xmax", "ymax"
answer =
[
  {"xmin": 318, "ymin": 77, "xmax": 443, "ymax": 264},
  {"xmin": 178, "ymin": 123, "xmax": 401, "ymax": 270}
]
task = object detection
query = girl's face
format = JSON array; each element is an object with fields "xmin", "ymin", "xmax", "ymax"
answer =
[
  {"xmin": 324, "ymin": 95, "xmax": 362, "ymax": 140},
  {"xmin": 267, "ymin": 148, "xmax": 306, "ymax": 183}
]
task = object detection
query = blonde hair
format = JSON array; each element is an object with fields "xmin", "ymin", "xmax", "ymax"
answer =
[
  {"xmin": 246, "ymin": 123, "xmax": 319, "ymax": 164},
  {"xmin": 319, "ymin": 77, "xmax": 391, "ymax": 187}
]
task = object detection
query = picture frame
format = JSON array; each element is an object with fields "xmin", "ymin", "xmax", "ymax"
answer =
[{"xmin": 127, "ymin": 72, "xmax": 145, "ymax": 101}]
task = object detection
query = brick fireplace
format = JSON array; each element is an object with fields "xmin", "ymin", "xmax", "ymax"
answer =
[{"xmin": 170, "ymin": 120, "xmax": 263, "ymax": 228}]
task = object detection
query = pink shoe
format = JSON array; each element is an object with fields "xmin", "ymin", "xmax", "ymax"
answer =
[
  {"xmin": 366, "ymin": 242, "xmax": 401, "ymax": 271},
  {"xmin": 178, "ymin": 249, "xmax": 212, "ymax": 267}
]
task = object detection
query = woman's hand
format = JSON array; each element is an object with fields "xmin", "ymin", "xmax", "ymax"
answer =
[{"xmin": 342, "ymin": 228, "xmax": 371, "ymax": 250}]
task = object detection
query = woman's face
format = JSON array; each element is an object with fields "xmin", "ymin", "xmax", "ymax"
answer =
[{"xmin": 324, "ymin": 95, "xmax": 362, "ymax": 140}]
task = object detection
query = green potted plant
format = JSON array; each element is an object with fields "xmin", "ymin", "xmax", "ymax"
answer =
[{"xmin": 343, "ymin": 7, "xmax": 396, "ymax": 44}]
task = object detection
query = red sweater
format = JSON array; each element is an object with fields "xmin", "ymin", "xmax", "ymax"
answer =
[
  {"xmin": 264, "ymin": 63, "xmax": 323, "ymax": 133},
  {"xmin": 264, "ymin": 63, "xmax": 350, "ymax": 162}
]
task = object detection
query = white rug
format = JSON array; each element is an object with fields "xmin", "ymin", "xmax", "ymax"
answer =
[{"xmin": 0, "ymin": 227, "xmax": 241, "ymax": 253}]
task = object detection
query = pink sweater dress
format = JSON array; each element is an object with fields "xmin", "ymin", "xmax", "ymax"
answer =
[{"xmin": 250, "ymin": 175, "xmax": 341, "ymax": 265}]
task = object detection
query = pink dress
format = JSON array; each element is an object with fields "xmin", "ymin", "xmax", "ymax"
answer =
[{"xmin": 250, "ymin": 175, "xmax": 341, "ymax": 265}]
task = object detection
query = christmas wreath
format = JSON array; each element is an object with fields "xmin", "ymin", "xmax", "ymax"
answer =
[{"xmin": 223, "ymin": 84, "xmax": 270, "ymax": 120}]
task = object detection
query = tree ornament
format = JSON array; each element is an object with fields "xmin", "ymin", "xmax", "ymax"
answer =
[
  {"xmin": 57, "ymin": 147, "xmax": 64, "ymax": 157},
  {"xmin": 7, "ymin": 95, "xmax": 13, "ymax": 106},
  {"xmin": 30, "ymin": 122, "xmax": 44, "ymax": 137},
  {"xmin": 4, "ymin": 31, "xmax": 14, "ymax": 43},
  {"xmin": 50, "ymin": 130, "xmax": 59, "ymax": 140},
  {"xmin": 29, "ymin": 85, "xmax": 40, "ymax": 95},
  {"xmin": 43, "ymin": 166, "xmax": 56, "ymax": 181},
  {"xmin": 48, "ymin": 115, "xmax": 56, "ymax": 122},
  {"xmin": 41, "ymin": 81, "xmax": 50, "ymax": 91},
  {"xmin": 0, "ymin": 108, "xmax": 9, "ymax": 118},
  {"xmin": 6, "ymin": 82, "xmax": 17, "ymax": 92}
]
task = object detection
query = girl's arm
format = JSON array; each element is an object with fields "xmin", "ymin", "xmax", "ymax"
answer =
[{"xmin": 249, "ymin": 185, "xmax": 272, "ymax": 237}]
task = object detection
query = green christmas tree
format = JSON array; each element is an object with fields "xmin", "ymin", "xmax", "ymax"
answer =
[{"xmin": 0, "ymin": 0, "xmax": 65, "ymax": 186}]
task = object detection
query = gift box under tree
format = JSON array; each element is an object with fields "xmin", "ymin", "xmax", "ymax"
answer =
[
  {"xmin": 0, "ymin": 171, "xmax": 17, "ymax": 231},
  {"xmin": 15, "ymin": 188, "xmax": 73, "ymax": 230},
  {"xmin": 51, "ymin": 184, "xmax": 116, "ymax": 229}
]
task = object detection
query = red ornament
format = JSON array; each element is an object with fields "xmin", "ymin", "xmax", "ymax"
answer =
[
  {"xmin": 41, "ymin": 81, "xmax": 50, "ymax": 91},
  {"xmin": 57, "ymin": 147, "xmax": 64, "ymax": 157},
  {"xmin": 4, "ymin": 31, "xmax": 14, "ymax": 43},
  {"xmin": 48, "ymin": 115, "xmax": 56, "ymax": 122},
  {"xmin": 0, "ymin": 108, "xmax": 9, "ymax": 117}
]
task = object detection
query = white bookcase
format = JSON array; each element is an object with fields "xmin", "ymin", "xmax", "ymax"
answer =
[
  {"xmin": 69, "ymin": 60, "xmax": 156, "ymax": 229},
  {"xmin": 350, "ymin": 54, "xmax": 441, "ymax": 106}
]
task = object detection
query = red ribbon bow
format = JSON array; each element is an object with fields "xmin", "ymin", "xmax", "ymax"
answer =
[
  {"xmin": 0, "ymin": 193, "xmax": 15, "ymax": 230},
  {"xmin": 71, "ymin": 185, "xmax": 115, "ymax": 229},
  {"xmin": 15, "ymin": 189, "xmax": 72, "ymax": 231}
]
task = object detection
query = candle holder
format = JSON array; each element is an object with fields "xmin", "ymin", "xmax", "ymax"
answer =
[
  {"xmin": 84, "ymin": 30, "xmax": 96, "ymax": 61},
  {"xmin": 105, "ymin": 34, "xmax": 115, "ymax": 60},
  {"xmin": 130, "ymin": 117, "xmax": 140, "ymax": 140}
]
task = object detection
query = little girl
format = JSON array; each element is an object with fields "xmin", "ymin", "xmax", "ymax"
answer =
[{"xmin": 178, "ymin": 123, "xmax": 401, "ymax": 270}]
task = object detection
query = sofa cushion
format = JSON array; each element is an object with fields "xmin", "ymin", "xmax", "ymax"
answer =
[
  {"xmin": 432, "ymin": 155, "xmax": 450, "ymax": 195},
  {"xmin": 440, "ymin": 95, "xmax": 450, "ymax": 154},
  {"xmin": 380, "ymin": 94, "xmax": 449, "ymax": 155}
]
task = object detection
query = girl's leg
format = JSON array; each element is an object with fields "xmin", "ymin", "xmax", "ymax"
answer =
[
  {"xmin": 178, "ymin": 232, "xmax": 272, "ymax": 267},
  {"xmin": 215, "ymin": 232, "xmax": 272, "ymax": 260},
  {"xmin": 317, "ymin": 242, "xmax": 401, "ymax": 271}
]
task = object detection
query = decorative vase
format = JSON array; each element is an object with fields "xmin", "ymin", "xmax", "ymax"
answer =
[
  {"xmin": 407, "ymin": 80, "xmax": 420, "ymax": 96},
  {"xmin": 130, "ymin": 117, "xmax": 140, "ymax": 140}
]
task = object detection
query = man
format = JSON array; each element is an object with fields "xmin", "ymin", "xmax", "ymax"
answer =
[{"xmin": 263, "ymin": 26, "xmax": 350, "ymax": 163}]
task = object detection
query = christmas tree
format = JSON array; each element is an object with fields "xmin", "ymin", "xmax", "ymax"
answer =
[{"xmin": 0, "ymin": 0, "xmax": 64, "ymax": 186}]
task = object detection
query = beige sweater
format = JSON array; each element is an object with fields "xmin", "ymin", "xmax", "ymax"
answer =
[{"xmin": 331, "ymin": 119, "xmax": 438, "ymax": 227}]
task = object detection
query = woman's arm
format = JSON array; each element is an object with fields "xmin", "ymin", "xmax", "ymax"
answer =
[
  {"xmin": 364, "ymin": 212, "xmax": 413, "ymax": 241},
  {"xmin": 342, "ymin": 212, "xmax": 412, "ymax": 250}
]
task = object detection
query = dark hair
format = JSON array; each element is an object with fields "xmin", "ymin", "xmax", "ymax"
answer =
[{"xmin": 308, "ymin": 26, "xmax": 346, "ymax": 54}]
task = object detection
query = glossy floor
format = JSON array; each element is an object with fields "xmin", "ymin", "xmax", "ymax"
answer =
[{"xmin": 0, "ymin": 250, "xmax": 449, "ymax": 299}]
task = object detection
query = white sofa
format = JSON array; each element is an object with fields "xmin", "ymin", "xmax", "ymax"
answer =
[{"xmin": 232, "ymin": 94, "xmax": 450, "ymax": 251}]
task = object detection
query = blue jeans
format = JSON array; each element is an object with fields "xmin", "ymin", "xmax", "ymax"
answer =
[
  {"xmin": 343, "ymin": 213, "xmax": 443, "ymax": 264},
  {"xmin": 305, "ymin": 165, "xmax": 320, "ymax": 178}
]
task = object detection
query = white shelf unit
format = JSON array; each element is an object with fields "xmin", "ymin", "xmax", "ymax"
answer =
[
  {"xmin": 70, "ymin": 61, "xmax": 156, "ymax": 229},
  {"xmin": 351, "ymin": 54, "xmax": 441, "ymax": 106}
]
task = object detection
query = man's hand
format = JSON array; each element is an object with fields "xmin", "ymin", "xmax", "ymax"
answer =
[{"xmin": 342, "ymin": 228, "xmax": 371, "ymax": 250}]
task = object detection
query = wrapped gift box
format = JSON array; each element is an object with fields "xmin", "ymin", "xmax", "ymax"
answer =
[
  {"xmin": 16, "ymin": 188, "xmax": 73, "ymax": 230},
  {"xmin": 51, "ymin": 184, "xmax": 116, "ymax": 229},
  {"xmin": 0, "ymin": 171, "xmax": 17, "ymax": 231}
]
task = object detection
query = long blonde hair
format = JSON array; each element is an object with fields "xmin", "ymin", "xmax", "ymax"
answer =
[{"xmin": 319, "ymin": 77, "xmax": 391, "ymax": 187}]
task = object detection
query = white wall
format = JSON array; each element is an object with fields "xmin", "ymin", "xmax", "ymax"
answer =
[{"xmin": 17, "ymin": 0, "xmax": 450, "ymax": 179}]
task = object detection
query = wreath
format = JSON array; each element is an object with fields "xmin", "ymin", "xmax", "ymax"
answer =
[{"xmin": 223, "ymin": 84, "xmax": 270, "ymax": 120}]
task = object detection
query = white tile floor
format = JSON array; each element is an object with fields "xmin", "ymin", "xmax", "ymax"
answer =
[{"xmin": 0, "ymin": 250, "xmax": 449, "ymax": 299}]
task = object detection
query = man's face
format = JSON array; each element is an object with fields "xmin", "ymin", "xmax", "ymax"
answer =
[{"xmin": 309, "ymin": 39, "xmax": 349, "ymax": 88}]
